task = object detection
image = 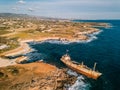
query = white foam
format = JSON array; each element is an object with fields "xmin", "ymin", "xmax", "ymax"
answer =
[
  {"xmin": 68, "ymin": 76, "xmax": 91, "ymax": 90},
  {"xmin": 34, "ymin": 30, "xmax": 103, "ymax": 44},
  {"xmin": 67, "ymin": 69, "xmax": 78, "ymax": 77}
]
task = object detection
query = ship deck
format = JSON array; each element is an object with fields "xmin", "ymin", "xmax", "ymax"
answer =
[{"xmin": 60, "ymin": 54, "xmax": 102, "ymax": 79}]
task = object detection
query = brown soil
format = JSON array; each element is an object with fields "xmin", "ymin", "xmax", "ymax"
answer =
[{"xmin": 0, "ymin": 62, "xmax": 76, "ymax": 90}]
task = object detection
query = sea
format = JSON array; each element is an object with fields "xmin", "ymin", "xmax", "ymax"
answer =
[{"xmin": 26, "ymin": 20, "xmax": 120, "ymax": 90}]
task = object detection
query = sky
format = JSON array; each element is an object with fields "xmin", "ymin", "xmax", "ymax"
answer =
[{"xmin": 0, "ymin": 0, "xmax": 120, "ymax": 19}]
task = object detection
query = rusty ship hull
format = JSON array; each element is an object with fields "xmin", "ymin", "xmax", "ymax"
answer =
[{"xmin": 61, "ymin": 54, "xmax": 102, "ymax": 79}]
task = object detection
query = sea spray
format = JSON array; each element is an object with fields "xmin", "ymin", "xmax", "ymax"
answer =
[
  {"xmin": 29, "ymin": 30, "xmax": 103, "ymax": 45},
  {"xmin": 66, "ymin": 69, "xmax": 91, "ymax": 90},
  {"xmin": 68, "ymin": 76, "xmax": 91, "ymax": 90},
  {"xmin": 67, "ymin": 69, "xmax": 78, "ymax": 77}
]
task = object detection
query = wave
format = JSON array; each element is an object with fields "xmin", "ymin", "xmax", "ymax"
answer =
[
  {"xmin": 68, "ymin": 75, "xmax": 91, "ymax": 90},
  {"xmin": 83, "ymin": 30, "xmax": 102, "ymax": 43},
  {"xmin": 35, "ymin": 30, "xmax": 103, "ymax": 44},
  {"xmin": 67, "ymin": 69, "xmax": 78, "ymax": 77},
  {"xmin": 66, "ymin": 69, "xmax": 91, "ymax": 90}
]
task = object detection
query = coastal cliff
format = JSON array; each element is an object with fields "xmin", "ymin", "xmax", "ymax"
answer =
[{"xmin": 0, "ymin": 62, "xmax": 76, "ymax": 90}]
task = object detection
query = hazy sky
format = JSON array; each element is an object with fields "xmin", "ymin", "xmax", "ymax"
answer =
[{"xmin": 0, "ymin": 0, "xmax": 120, "ymax": 19}]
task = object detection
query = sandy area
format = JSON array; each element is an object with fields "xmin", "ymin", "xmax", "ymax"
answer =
[{"xmin": 0, "ymin": 58, "xmax": 16, "ymax": 67}]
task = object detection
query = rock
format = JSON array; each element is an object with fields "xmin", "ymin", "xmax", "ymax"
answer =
[{"xmin": 0, "ymin": 62, "xmax": 77, "ymax": 90}]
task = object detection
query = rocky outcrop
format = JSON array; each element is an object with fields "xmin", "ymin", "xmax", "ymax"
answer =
[{"xmin": 0, "ymin": 62, "xmax": 76, "ymax": 90}]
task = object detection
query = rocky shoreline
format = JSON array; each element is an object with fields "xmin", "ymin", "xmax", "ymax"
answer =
[
  {"xmin": 0, "ymin": 16, "xmax": 111, "ymax": 90},
  {"xmin": 0, "ymin": 28, "xmax": 98, "ymax": 57},
  {"xmin": 0, "ymin": 29, "xmax": 100, "ymax": 90},
  {"xmin": 0, "ymin": 62, "xmax": 77, "ymax": 90},
  {"xmin": 0, "ymin": 25, "xmax": 108, "ymax": 90}
]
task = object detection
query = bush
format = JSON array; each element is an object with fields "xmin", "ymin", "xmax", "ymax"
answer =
[
  {"xmin": 11, "ymin": 68, "xmax": 19, "ymax": 75},
  {"xmin": 0, "ymin": 72, "xmax": 4, "ymax": 78}
]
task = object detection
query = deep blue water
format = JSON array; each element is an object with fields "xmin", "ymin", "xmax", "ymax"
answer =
[{"xmin": 27, "ymin": 20, "xmax": 120, "ymax": 90}]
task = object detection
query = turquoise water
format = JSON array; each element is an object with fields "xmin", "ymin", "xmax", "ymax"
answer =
[{"xmin": 27, "ymin": 20, "xmax": 120, "ymax": 90}]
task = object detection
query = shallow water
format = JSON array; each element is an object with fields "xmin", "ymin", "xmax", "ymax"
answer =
[{"xmin": 26, "ymin": 20, "xmax": 120, "ymax": 90}]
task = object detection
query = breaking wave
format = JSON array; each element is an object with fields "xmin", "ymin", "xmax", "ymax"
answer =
[
  {"xmin": 67, "ymin": 69, "xmax": 91, "ymax": 90},
  {"xmin": 67, "ymin": 69, "xmax": 78, "ymax": 77},
  {"xmin": 31, "ymin": 30, "xmax": 103, "ymax": 45},
  {"xmin": 68, "ymin": 76, "xmax": 91, "ymax": 90}
]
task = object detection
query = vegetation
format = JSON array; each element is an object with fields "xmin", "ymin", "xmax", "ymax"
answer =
[
  {"xmin": 0, "ymin": 30, "xmax": 10, "ymax": 35},
  {"xmin": 0, "ymin": 37, "xmax": 19, "ymax": 54},
  {"xmin": 6, "ymin": 66, "xmax": 19, "ymax": 75},
  {"xmin": 0, "ymin": 72, "xmax": 4, "ymax": 78},
  {"xmin": 0, "ymin": 26, "xmax": 11, "ymax": 35},
  {"xmin": 0, "ymin": 13, "xmax": 110, "ymax": 54}
]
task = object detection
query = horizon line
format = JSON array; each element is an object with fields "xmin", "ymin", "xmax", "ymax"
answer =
[{"xmin": 0, "ymin": 12, "xmax": 120, "ymax": 20}]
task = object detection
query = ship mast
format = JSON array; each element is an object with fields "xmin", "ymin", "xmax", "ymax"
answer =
[
  {"xmin": 93, "ymin": 62, "xmax": 97, "ymax": 71},
  {"xmin": 81, "ymin": 61, "xmax": 84, "ymax": 66}
]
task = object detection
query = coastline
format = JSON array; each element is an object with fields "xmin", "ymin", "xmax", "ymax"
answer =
[
  {"xmin": 0, "ymin": 61, "xmax": 77, "ymax": 90},
  {"xmin": 1, "ymin": 27, "xmax": 98, "ymax": 52},
  {"xmin": 0, "ymin": 17, "xmax": 112, "ymax": 90},
  {"xmin": 0, "ymin": 17, "xmax": 110, "ymax": 61},
  {"xmin": 0, "ymin": 18, "xmax": 110, "ymax": 81},
  {"xmin": 0, "ymin": 28, "xmax": 101, "ymax": 67}
]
